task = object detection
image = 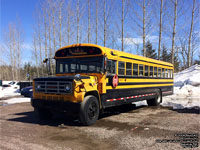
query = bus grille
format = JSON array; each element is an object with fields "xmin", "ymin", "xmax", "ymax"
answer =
[{"xmin": 34, "ymin": 81, "xmax": 72, "ymax": 94}]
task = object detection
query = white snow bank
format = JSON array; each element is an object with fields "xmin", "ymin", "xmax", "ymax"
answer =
[
  {"xmin": 162, "ymin": 65, "xmax": 200, "ymax": 109},
  {"xmin": 2, "ymin": 97, "xmax": 30, "ymax": 104},
  {"xmin": 174, "ymin": 64, "xmax": 200, "ymax": 87}
]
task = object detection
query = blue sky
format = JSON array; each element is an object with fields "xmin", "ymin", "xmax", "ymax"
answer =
[
  {"xmin": 0, "ymin": 0, "xmax": 199, "ymax": 65},
  {"xmin": 1, "ymin": 0, "xmax": 38, "ymax": 41},
  {"xmin": 1, "ymin": 0, "xmax": 39, "ymax": 62}
]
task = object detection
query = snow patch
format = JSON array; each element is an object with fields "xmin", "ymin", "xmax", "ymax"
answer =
[
  {"xmin": 162, "ymin": 65, "xmax": 200, "ymax": 109},
  {"xmin": 2, "ymin": 97, "xmax": 30, "ymax": 104}
]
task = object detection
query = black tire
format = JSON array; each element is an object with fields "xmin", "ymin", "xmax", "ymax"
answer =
[
  {"xmin": 34, "ymin": 107, "xmax": 52, "ymax": 120},
  {"xmin": 147, "ymin": 90, "xmax": 162, "ymax": 106},
  {"xmin": 79, "ymin": 95, "xmax": 99, "ymax": 126}
]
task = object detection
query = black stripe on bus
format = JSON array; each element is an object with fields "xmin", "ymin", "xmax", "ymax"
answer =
[
  {"xmin": 119, "ymin": 56, "xmax": 173, "ymax": 67},
  {"xmin": 106, "ymin": 82, "xmax": 173, "ymax": 86},
  {"xmin": 106, "ymin": 86, "xmax": 173, "ymax": 92},
  {"xmin": 107, "ymin": 75, "xmax": 173, "ymax": 80},
  {"xmin": 117, "ymin": 76, "xmax": 173, "ymax": 79}
]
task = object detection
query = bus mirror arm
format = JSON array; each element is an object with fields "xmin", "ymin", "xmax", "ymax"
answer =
[
  {"xmin": 43, "ymin": 57, "xmax": 55, "ymax": 75},
  {"xmin": 103, "ymin": 55, "xmax": 107, "ymax": 73}
]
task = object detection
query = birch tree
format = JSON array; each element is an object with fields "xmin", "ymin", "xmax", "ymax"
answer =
[
  {"xmin": 171, "ymin": 0, "xmax": 177, "ymax": 64},
  {"xmin": 187, "ymin": 0, "xmax": 196, "ymax": 67},
  {"xmin": 158, "ymin": 0, "xmax": 163, "ymax": 60}
]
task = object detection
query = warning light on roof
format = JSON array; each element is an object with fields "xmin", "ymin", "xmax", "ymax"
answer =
[
  {"xmin": 89, "ymin": 49, "xmax": 93, "ymax": 54},
  {"xmin": 61, "ymin": 52, "xmax": 65, "ymax": 56}
]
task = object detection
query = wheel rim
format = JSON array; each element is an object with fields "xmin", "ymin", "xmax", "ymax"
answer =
[
  {"xmin": 157, "ymin": 93, "xmax": 161, "ymax": 103},
  {"xmin": 88, "ymin": 102, "xmax": 98, "ymax": 120}
]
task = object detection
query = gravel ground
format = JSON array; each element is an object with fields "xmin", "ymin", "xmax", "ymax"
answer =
[{"xmin": 0, "ymin": 101, "xmax": 199, "ymax": 150}]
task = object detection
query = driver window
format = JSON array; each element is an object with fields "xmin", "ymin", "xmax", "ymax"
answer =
[{"xmin": 107, "ymin": 60, "xmax": 116, "ymax": 74}]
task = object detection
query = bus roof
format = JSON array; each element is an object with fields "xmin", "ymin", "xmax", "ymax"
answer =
[{"xmin": 56, "ymin": 43, "xmax": 173, "ymax": 67}]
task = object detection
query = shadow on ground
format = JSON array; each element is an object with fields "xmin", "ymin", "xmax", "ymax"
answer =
[
  {"xmin": 170, "ymin": 107, "xmax": 200, "ymax": 114},
  {"xmin": 7, "ymin": 104, "xmax": 147, "ymax": 127}
]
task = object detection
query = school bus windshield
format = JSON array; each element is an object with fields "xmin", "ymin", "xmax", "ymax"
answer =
[{"xmin": 56, "ymin": 56, "xmax": 104, "ymax": 74}]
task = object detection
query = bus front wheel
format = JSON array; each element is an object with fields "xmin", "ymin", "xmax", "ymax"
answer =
[
  {"xmin": 79, "ymin": 95, "xmax": 99, "ymax": 126},
  {"xmin": 147, "ymin": 90, "xmax": 162, "ymax": 106}
]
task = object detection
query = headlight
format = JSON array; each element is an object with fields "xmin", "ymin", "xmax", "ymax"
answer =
[
  {"xmin": 65, "ymin": 84, "xmax": 71, "ymax": 91},
  {"xmin": 29, "ymin": 89, "xmax": 33, "ymax": 92}
]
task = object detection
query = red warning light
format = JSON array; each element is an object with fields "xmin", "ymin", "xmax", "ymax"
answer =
[
  {"xmin": 89, "ymin": 49, "xmax": 93, "ymax": 54},
  {"xmin": 61, "ymin": 52, "xmax": 65, "ymax": 56}
]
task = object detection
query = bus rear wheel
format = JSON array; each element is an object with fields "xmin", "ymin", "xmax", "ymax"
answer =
[
  {"xmin": 146, "ymin": 90, "xmax": 162, "ymax": 106},
  {"xmin": 79, "ymin": 95, "xmax": 99, "ymax": 126}
]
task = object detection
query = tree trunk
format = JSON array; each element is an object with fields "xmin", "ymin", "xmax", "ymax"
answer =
[
  {"xmin": 88, "ymin": 0, "xmax": 91, "ymax": 43},
  {"xmin": 77, "ymin": 0, "xmax": 80, "ymax": 43},
  {"xmin": 103, "ymin": 0, "xmax": 106, "ymax": 46},
  {"xmin": 171, "ymin": 0, "xmax": 177, "ymax": 64},
  {"xmin": 158, "ymin": 0, "xmax": 163, "ymax": 60},
  {"xmin": 143, "ymin": 0, "xmax": 146, "ymax": 57},
  {"xmin": 96, "ymin": 0, "xmax": 98, "ymax": 44},
  {"xmin": 187, "ymin": 0, "xmax": 195, "ymax": 67},
  {"xmin": 122, "ymin": 0, "xmax": 124, "ymax": 51}
]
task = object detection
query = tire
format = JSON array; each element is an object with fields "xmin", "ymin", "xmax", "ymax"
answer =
[
  {"xmin": 147, "ymin": 90, "xmax": 162, "ymax": 106},
  {"xmin": 79, "ymin": 95, "xmax": 99, "ymax": 126},
  {"xmin": 34, "ymin": 107, "xmax": 52, "ymax": 120}
]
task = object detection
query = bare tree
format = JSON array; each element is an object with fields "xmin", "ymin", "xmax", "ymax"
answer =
[
  {"xmin": 121, "ymin": 0, "xmax": 125, "ymax": 51},
  {"xmin": 95, "ymin": 0, "xmax": 98, "ymax": 44},
  {"xmin": 143, "ymin": 0, "xmax": 146, "ymax": 56},
  {"xmin": 77, "ymin": 0, "xmax": 80, "ymax": 43},
  {"xmin": 88, "ymin": 0, "xmax": 91, "ymax": 43},
  {"xmin": 103, "ymin": 0, "xmax": 106, "ymax": 46},
  {"xmin": 171, "ymin": 0, "xmax": 177, "ymax": 64},
  {"xmin": 58, "ymin": 0, "xmax": 64, "ymax": 48},
  {"xmin": 187, "ymin": 0, "xmax": 196, "ymax": 67},
  {"xmin": 158, "ymin": 0, "xmax": 163, "ymax": 60}
]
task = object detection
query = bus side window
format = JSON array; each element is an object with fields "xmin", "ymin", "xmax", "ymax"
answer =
[
  {"xmin": 154, "ymin": 67, "xmax": 157, "ymax": 77},
  {"xmin": 145, "ymin": 65, "xmax": 149, "ymax": 76},
  {"xmin": 150, "ymin": 66, "xmax": 153, "ymax": 77},
  {"xmin": 171, "ymin": 69, "xmax": 173, "ymax": 78},
  {"xmin": 139, "ymin": 64, "xmax": 144, "ymax": 76},
  {"xmin": 165, "ymin": 69, "xmax": 168, "ymax": 78},
  {"xmin": 162, "ymin": 68, "xmax": 165, "ymax": 78},
  {"xmin": 168, "ymin": 69, "xmax": 170, "ymax": 78},
  {"xmin": 158, "ymin": 68, "xmax": 161, "ymax": 77},
  {"xmin": 126, "ymin": 62, "xmax": 132, "ymax": 76},
  {"xmin": 118, "ymin": 61, "xmax": 125, "ymax": 75},
  {"xmin": 60, "ymin": 64, "xmax": 63, "ymax": 73},
  {"xmin": 65, "ymin": 64, "xmax": 69, "ymax": 72},
  {"xmin": 133, "ymin": 64, "xmax": 138, "ymax": 76}
]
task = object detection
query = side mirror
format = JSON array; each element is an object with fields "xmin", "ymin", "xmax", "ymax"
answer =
[
  {"xmin": 43, "ymin": 58, "xmax": 48, "ymax": 63},
  {"xmin": 103, "ymin": 56, "xmax": 107, "ymax": 73}
]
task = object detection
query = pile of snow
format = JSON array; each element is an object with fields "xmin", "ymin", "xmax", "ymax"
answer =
[
  {"xmin": 174, "ymin": 64, "xmax": 200, "ymax": 87},
  {"xmin": 2, "ymin": 97, "xmax": 30, "ymax": 105},
  {"xmin": 162, "ymin": 64, "xmax": 200, "ymax": 109}
]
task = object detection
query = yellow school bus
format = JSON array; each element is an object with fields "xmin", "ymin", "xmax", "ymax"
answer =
[{"xmin": 31, "ymin": 43, "xmax": 174, "ymax": 125}]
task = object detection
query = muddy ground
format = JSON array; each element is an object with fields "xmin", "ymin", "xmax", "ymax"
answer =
[{"xmin": 0, "ymin": 101, "xmax": 199, "ymax": 150}]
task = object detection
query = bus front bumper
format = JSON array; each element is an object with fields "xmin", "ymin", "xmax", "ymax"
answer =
[{"xmin": 31, "ymin": 98, "xmax": 81, "ymax": 114}]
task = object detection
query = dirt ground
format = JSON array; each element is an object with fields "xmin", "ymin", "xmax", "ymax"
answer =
[{"xmin": 0, "ymin": 101, "xmax": 199, "ymax": 150}]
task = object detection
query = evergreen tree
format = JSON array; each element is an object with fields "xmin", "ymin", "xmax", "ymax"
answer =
[
  {"xmin": 145, "ymin": 41, "xmax": 157, "ymax": 59},
  {"xmin": 161, "ymin": 45, "xmax": 171, "ymax": 62}
]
